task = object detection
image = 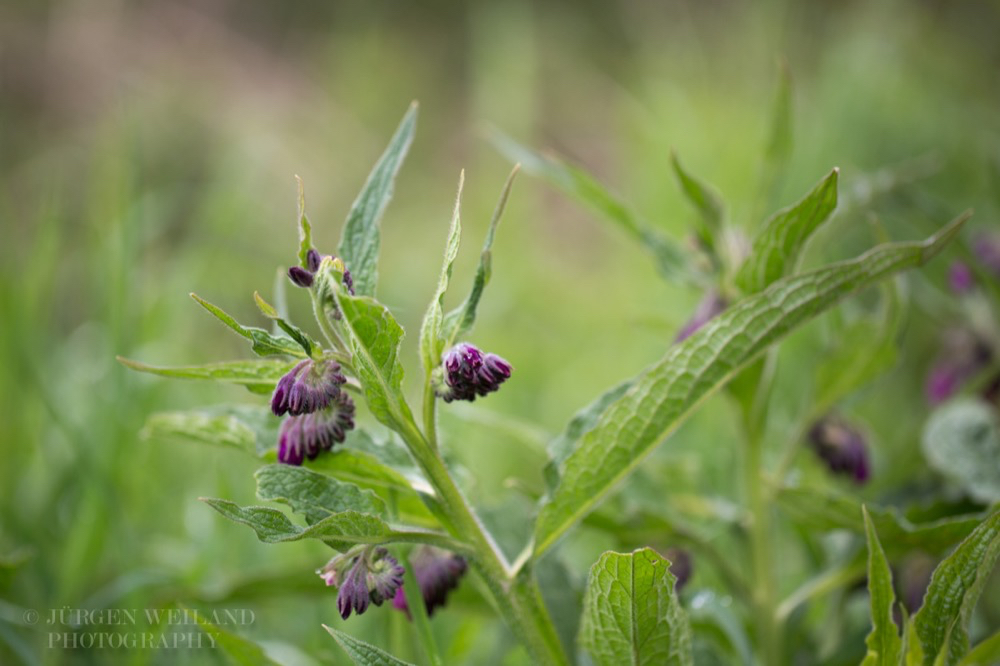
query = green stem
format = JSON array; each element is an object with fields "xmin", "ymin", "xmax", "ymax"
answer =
[
  {"xmin": 745, "ymin": 419, "xmax": 781, "ymax": 665},
  {"xmin": 423, "ymin": 380, "xmax": 439, "ymax": 453}
]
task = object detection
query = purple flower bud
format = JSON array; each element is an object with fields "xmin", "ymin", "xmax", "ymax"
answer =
[
  {"xmin": 434, "ymin": 343, "xmax": 512, "ymax": 403},
  {"xmin": 306, "ymin": 248, "xmax": 322, "ymax": 273},
  {"xmin": 675, "ymin": 290, "xmax": 727, "ymax": 343},
  {"xmin": 271, "ymin": 359, "xmax": 346, "ymax": 417},
  {"xmin": 807, "ymin": 416, "xmax": 870, "ymax": 483},
  {"xmin": 974, "ymin": 233, "xmax": 1000, "ymax": 277},
  {"xmin": 276, "ymin": 393, "xmax": 355, "ymax": 465},
  {"xmin": 319, "ymin": 547, "xmax": 405, "ymax": 620},
  {"xmin": 948, "ymin": 261, "xmax": 974, "ymax": 294},
  {"xmin": 391, "ymin": 547, "xmax": 467, "ymax": 617},
  {"xmin": 663, "ymin": 547, "xmax": 693, "ymax": 592},
  {"xmin": 343, "ymin": 268, "xmax": 355, "ymax": 295},
  {"xmin": 288, "ymin": 266, "xmax": 315, "ymax": 288},
  {"xmin": 925, "ymin": 329, "xmax": 993, "ymax": 405}
]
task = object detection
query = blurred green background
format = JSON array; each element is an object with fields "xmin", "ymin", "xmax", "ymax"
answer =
[{"xmin": 2, "ymin": 0, "xmax": 1000, "ymax": 664}]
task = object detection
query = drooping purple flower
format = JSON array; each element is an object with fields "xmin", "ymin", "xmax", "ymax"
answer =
[
  {"xmin": 271, "ymin": 359, "xmax": 346, "ymax": 417},
  {"xmin": 276, "ymin": 393, "xmax": 355, "ymax": 465},
  {"xmin": 288, "ymin": 266, "xmax": 315, "ymax": 288},
  {"xmin": 925, "ymin": 329, "xmax": 993, "ymax": 405},
  {"xmin": 948, "ymin": 261, "xmax": 974, "ymax": 294},
  {"xmin": 807, "ymin": 416, "xmax": 870, "ymax": 484},
  {"xmin": 663, "ymin": 547, "xmax": 693, "ymax": 592},
  {"xmin": 973, "ymin": 232, "xmax": 1000, "ymax": 277},
  {"xmin": 319, "ymin": 547, "xmax": 405, "ymax": 620},
  {"xmin": 434, "ymin": 343, "xmax": 512, "ymax": 403},
  {"xmin": 675, "ymin": 289, "xmax": 727, "ymax": 343},
  {"xmin": 392, "ymin": 547, "xmax": 467, "ymax": 617}
]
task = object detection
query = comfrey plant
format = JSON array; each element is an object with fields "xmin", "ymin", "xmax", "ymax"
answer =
[{"xmin": 122, "ymin": 100, "xmax": 999, "ymax": 665}]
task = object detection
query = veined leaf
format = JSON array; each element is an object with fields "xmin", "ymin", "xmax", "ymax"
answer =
[
  {"xmin": 777, "ymin": 485, "xmax": 984, "ymax": 557},
  {"xmin": 534, "ymin": 213, "xmax": 968, "ymax": 556},
  {"xmin": 190, "ymin": 293, "xmax": 307, "ymax": 358},
  {"xmin": 142, "ymin": 411, "xmax": 256, "ymax": 452},
  {"xmin": 580, "ymin": 548, "xmax": 693, "ymax": 666},
  {"xmin": 735, "ymin": 168, "xmax": 839, "ymax": 294},
  {"xmin": 670, "ymin": 151, "xmax": 725, "ymax": 254},
  {"xmin": 254, "ymin": 464, "xmax": 385, "ymax": 524},
  {"xmin": 117, "ymin": 357, "xmax": 296, "ymax": 393},
  {"xmin": 337, "ymin": 102, "xmax": 418, "ymax": 297},
  {"xmin": 201, "ymin": 498, "xmax": 466, "ymax": 553},
  {"xmin": 252, "ymin": 291, "xmax": 317, "ymax": 356},
  {"xmin": 492, "ymin": 131, "xmax": 695, "ymax": 284},
  {"xmin": 335, "ymin": 292, "xmax": 413, "ymax": 431},
  {"xmin": 441, "ymin": 165, "xmax": 519, "ymax": 345},
  {"xmin": 295, "ymin": 174, "xmax": 312, "ymax": 268},
  {"xmin": 861, "ymin": 506, "xmax": 902, "ymax": 666},
  {"xmin": 420, "ymin": 171, "xmax": 464, "ymax": 377},
  {"xmin": 186, "ymin": 604, "xmax": 280, "ymax": 666},
  {"xmin": 922, "ymin": 399, "xmax": 1000, "ymax": 504},
  {"xmin": 913, "ymin": 511, "xmax": 1000, "ymax": 666},
  {"xmin": 324, "ymin": 626, "xmax": 416, "ymax": 666}
]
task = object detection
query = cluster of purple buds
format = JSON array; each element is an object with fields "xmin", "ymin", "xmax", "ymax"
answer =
[
  {"xmin": 807, "ymin": 415, "xmax": 870, "ymax": 484},
  {"xmin": 277, "ymin": 393, "xmax": 356, "ymax": 465},
  {"xmin": 675, "ymin": 289, "xmax": 727, "ymax": 343},
  {"xmin": 288, "ymin": 248, "xmax": 355, "ymax": 295},
  {"xmin": 319, "ymin": 546, "xmax": 405, "ymax": 620},
  {"xmin": 925, "ymin": 329, "xmax": 993, "ymax": 405},
  {"xmin": 392, "ymin": 547, "xmax": 467, "ymax": 618},
  {"xmin": 434, "ymin": 343, "xmax": 512, "ymax": 403},
  {"xmin": 271, "ymin": 359, "xmax": 347, "ymax": 417}
]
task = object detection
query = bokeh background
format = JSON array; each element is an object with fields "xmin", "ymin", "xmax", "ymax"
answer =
[{"xmin": 2, "ymin": 1, "xmax": 1000, "ymax": 664}]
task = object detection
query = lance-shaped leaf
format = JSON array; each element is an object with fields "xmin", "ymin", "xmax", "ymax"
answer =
[
  {"xmin": 117, "ymin": 357, "xmax": 296, "ymax": 394},
  {"xmin": 337, "ymin": 102, "xmax": 418, "ymax": 297},
  {"xmin": 913, "ymin": 510, "xmax": 1000, "ymax": 666},
  {"xmin": 255, "ymin": 464, "xmax": 385, "ymax": 524},
  {"xmin": 959, "ymin": 630, "xmax": 1000, "ymax": 666},
  {"xmin": 190, "ymin": 293, "xmax": 307, "ymax": 358},
  {"xmin": 763, "ymin": 59, "xmax": 793, "ymax": 178},
  {"xmin": 442, "ymin": 165, "xmax": 518, "ymax": 345},
  {"xmin": 294, "ymin": 174, "xmax": 312, "ymax": 268},
  {"xmin": 492, "ymin": 131, "xmax": 696, "ymax": 284},
  {"xmin": 580, "ymin": 548, "xmax": 693, "ymax": 666},
  {"xmin": 201, "ymin": 498, "xmax": 467, "ymax": 553},
  {"xmin": 420, "ymin": 171, "xmax": 464, "ymax": 376},
  {"xmin": 324, "ymin": 626, "xmax": 416, "ymax": 666},
  {"xmin": 335, "ymin": 292, "xmax": 413, "ymax": 431},
  {"xmin": 861, "ymin": 507, "xmax": 902, "ymax": 666},
  {"xmin": 777, "ymin": 485, "xmax": 984, "ymax": 557},
  {"xmin": 735, "ymin": 168, "xmax": 839, "ymax": 294},
  {"xmin": 186, "ymin": 605, "xmax": 281, "ymax": 666},
  {"xmin": 670, "ymin": 151, "xmax": 724, "ymax": 255},
  {"xmin": 534, "ymin": 213, "xmax": 968, "ymax": 556},
  {"xmin": 252, "ymin": 291, "xmax": 317, "ymax": 357},
  {"xmin": 142, "ymin": 411, "xmax": 257, "ymax": 452}
]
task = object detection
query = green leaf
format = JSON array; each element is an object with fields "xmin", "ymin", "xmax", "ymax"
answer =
[
  {"xmin": 335, "ymin": 292, "xmax": 413, "ymax": 431},
  {"xmin": 295, "ymin": 174, "xmax": 312, "ymax": 268},
  {"xmin": 255, "ymin": 464, "xmax": 385, "ymax": 524},
  {"xmin": 324, "ymin": 625, "xmax": 416, "ymax": 666},
  {"xmin": 861, "ymin": 506, "xmax": 903, "ymax": 666},
  {"xmin": 735, "ymin": 168, "xmax": 839, "ymax": 294},
  {"xmin": 141, "ymin": 411, "xmax": 256, "ymax": 452},
  {"xmin": 420, "ymin": 171, "xmax": 464, "ymax": 376},
  {"xmin": 764, "ymin": 58, "xmax": 793, "ymax": 173},
  {"xmin": 201, "ymin": 498, "xmax": 466, "ymax": 553},
  {"xmin": 958, "ymin": 629, "xmax": 1000, "ymax": 666},
  {"xmin": 580, "ymin": 548, "xmax": 693, "ymax": 666},
  {"xmin": 922, "ymin": 399, "xmax": 1000, "ymax": 504},
  {"xmin": 670, "ymin": 151, "xmax": 725, "ymax": 253},
  {"xmin": 442, "ymin": 165, "xmax": 519, "ymax": 345},
  {"xmin": 777, "ymin": 485, "xmax": 984, "ymax": 557},
  {"xmin": 534, "ymin": 213, "xmax": 968, "ymax": 556},
  {"xmin": 913, "ymin": 511, "xmax": 1000, "ymax": 666},
  {"xmin": 190, "ymin": 293, "xmax": 307, "ymax": 357},
  {"xmin": 492, "ymin": 131, "xmax": 696, "ymax": 284},
  {"xmin": 337, "ymin": 102, "xmax": 418, "ymax": 297},
  {"xmin": 186, "ymin": 604, "xmax": 281, "ymax": 666},
  {"xmin": 117, "ymin": 356, "xmax": 296, "ymax": 393},
  {"xmin": 252, "ymin": 290, "xmax": 317, "ymax": 356}
]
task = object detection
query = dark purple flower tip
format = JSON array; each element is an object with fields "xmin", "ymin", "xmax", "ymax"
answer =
[
  {"xmin": 434, "ymin": 343, "xmax": 513, "ymax": 403},
  {"xmin": 948, "ymin": 261, "xmax": 974, "ymax": 294},
  {"xmin": 277, "ymin": 393, "xmax": 356, "ymax": 465},
  {"xmin": 807, "ymin": 416, "xmax": 871, "ymax": 484},
  {"xmin": 392, "ymin": 547, "xmax": 467, "ymax": 618},
  {"xmin": 663, "ymin": 547, "xmax": 693, "ymax": 592},
  {"xmin": 288, "ymin": 266, "xmax": 315, "ymax": 288},
  {"xmin": 306, "ymin": 248, "xmax": 322, "ymax": 273},
  {"xmin": 271, "ymin": 359, "xmax": 346, "ymax": 417},
  {"xmin": 974, "ymin": 233, "xmax": 1000, "ymax": 277},
  {"xmin": 925, "ymin": 329, "xmax": 994, "ymax": 405},
  {"xmin": 320, "ymin": 547, "xmax": 404, "ymax": 620},
  {"xmin": 342, "ymin": 268, "xmax": 355, "ymax": 296},
  {"xmin": 675, "ymin": 289, "xmax": 728, "ymax": 343}
]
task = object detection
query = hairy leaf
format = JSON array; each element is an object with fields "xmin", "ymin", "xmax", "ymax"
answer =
[
  {"xmin": 670, "ymin": 151, "xmax": 724, "ymax": 254},
  {"xmin": 295, "ymin": 174, "xmax": 312, "ymax": 268},
  {"xmin": 142, "ymin": 411, "xmax": 257, "ymax": 452},
  {"xmin": 420, "ymin": 171, "xmax": 464, "ymax": 377},
  {"xmin": 117, "ymin": 357, "xmax": 295, "ymax": 393},
  {"xmin": 913, "ymin": 511, "xmax": 1000, "ymax": 665},
  {"xmin": 190, "ymin": 293, "xmax": 306, "ymax": 357},
  {"xmin": 324, "ymin": 626, "xmax": 416, "ymax": 666},
  {"xmin": 580, "ymin": 548, "xmax": 693, "ymax": 666},
  {"xmin": 337, "ymin": 102, "xmax": 418, "ymax": 297},
  {"xmin": 923, "ymin": 399, "xmax": 1000, "ymax": 504},
  {"xmin": 735, "ymin": 168, "xmax": 839, "ymax": 293},
  {"xmin": 535, "ymin": 214, "xmax": 968, "ymax": 556},
  {"xmin": 861, "ymin": 506, "xmax": 902, "ymax": 666},
  {"xmin": 255, "ymin": 464, "xmax": 385, "ymax": 524},
  {"xmin": 252, "ymin": 291, "xmax": 316, "ymax": 356}
]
